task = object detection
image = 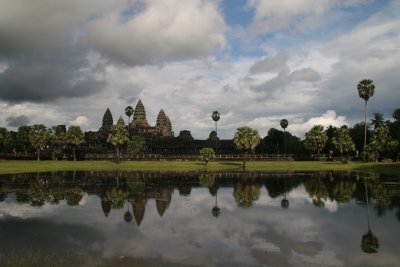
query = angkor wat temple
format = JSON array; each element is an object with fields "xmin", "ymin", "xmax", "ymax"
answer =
[
  {"xmin": 101, "ymin": 99, "xmax": 173, "ymax": 137},
  {"xmin": 84, "ymin": 99, "xmax": 236, "ymax": 156}
]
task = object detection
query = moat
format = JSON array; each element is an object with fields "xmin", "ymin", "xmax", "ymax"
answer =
[{"xmin": 0, "ymin": 171, "xmax": 399, "ymax": 267}]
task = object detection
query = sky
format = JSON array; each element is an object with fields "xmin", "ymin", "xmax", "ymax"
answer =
[{"xmin": 0, "ymin": 0, "xmax": 399, "ymax": 139}]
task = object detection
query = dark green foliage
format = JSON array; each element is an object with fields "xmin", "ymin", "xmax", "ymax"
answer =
[
  {"xmin": 0, "ymin": 127, "xmax": 9, "ymax": 152},
  {"xmin": 127, "ymin": 135, "xmax": 145, "ymax": 155},
  {"xmin": 48, "ymin": 125, "xmax": 66, "ymax": 160},
  {"xmin": 349, "ymin": 122, "xmax": 371, "ymax": 154},
  {"xmin": 364, "ymin": 128, "xmax": 399, "ymax": 161},
  {"xmin": 17, "ymin": 125, "xmax": 32, "ymax": 154}
]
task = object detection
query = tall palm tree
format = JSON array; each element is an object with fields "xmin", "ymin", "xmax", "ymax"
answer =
[
  {"xmin": 125, "ymin": 106, "xmax": 134, "ymax": 126},
  {"xmin": 280, "ymin": 119, "xmax": 289, "ymax": 154},
  {"xmin": 211, "ymin": 111, "xmax": 220, "ymax": 134},
  {"xmin": 212, "ymin": 111, "xmax": 220, "ymax": 153},
  {"xmin": 357, "ymin": 79, "xmax": 375, "ymax": 155}
]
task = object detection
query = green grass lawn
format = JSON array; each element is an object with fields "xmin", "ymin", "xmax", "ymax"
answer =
[{"xmin": 0, "ymin": 160, "xmax": 399, "ymax": 176}]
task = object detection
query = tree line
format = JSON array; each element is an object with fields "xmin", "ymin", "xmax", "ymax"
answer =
[{"xmin": 0, "ymin": 107, "xmax": 399, "ymax": 162}]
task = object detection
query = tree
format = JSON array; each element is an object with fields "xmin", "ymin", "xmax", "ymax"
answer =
[
  {"xmin": 365, "ymin": 127, "xmax": 395, "ymax": 161},
  {"xmin": 233, "ymin": 180, "xmax": 261, "ymax": 208},
  {"xmin": 29, "ymin": 124, "xmax": 49, "ymax": 161},
  {"xmin": 304, "ymin": 125, "xmax": 328, "ymax": 158},
  {"xmin": 0, "ymin": 127, "xmax": 7, "ymax": 152},
  {"xmin": 357, "ymin": 79, "xmax": 375, "ymax": 156},
  {"xmin": 107, "ymin": 125, "xmax": 129, "ymax": 164},
  {"xmin": 48, "ymin": 125, "xmax": 66, "ymax": 160},
  {"xmin": 4, "ymin": 131, "xmax": 17, "ymax": 153},
  {"xmin": 17, "ymin": 125, "xmax": 32, "ymax": 154},
  {"xmin": 332, "ymin": 127, "xmax": 356, "ymax": 160},
  {"xmin": 349, "ymin": 122, "xmax": 371, "ymax": 155},
  {"xmin": 125, "ymin": 106, "xmax": 134, "ymax": 126},
  {"xmin": 233, "ymin": 126, "xmax": 261, "ymax": 170},
  {"xmin": 127, "ymin": 135, "xmax": 145, "ymax": 155},
  {"xmin": 66, "ymin": 125, "xmax": 84, "ymax": 161},
  {"xmin": 370, "ymin": 112, "xmax": 384, "ymax": 130},
  {"xmin": 199, "ymin": 147, "xmax": 215, "ymax": 168},
  {"xmin": 212, "ymin": 111, "xmax": 220, "ymax": 152},
  {"xmin": 389, "ymin": 108, "xmax": 400, "ymax": 143},
  {"xmin": 280, "ymin": 119, "xmax": 289, "ymax": 154}
]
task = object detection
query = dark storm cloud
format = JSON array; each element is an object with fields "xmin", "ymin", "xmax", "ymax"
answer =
[
  {"xmin": 0, "ymin": 53, "xmax": 106, "ymax": 103},
  {"xmin": 6, "ymin": 115, "xmax": 31, "ymax": 127}
]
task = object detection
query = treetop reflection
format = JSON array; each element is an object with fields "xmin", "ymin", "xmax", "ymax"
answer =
[{"xmin": 0, "ymin": 171, "xmax": 399, "ymax": 228}]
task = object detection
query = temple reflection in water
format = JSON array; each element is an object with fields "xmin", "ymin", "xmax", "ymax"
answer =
[
  {"xmin": 1, "ymin": 171, "xmax": 400, "ymax": 266},
  {"xmin": 1, "ymin": 171, "xmax": 399, "ymax": 229}
]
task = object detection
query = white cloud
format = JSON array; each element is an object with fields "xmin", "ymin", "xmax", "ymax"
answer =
[
  {"xmin": 248, "ymin": 110, "xmax": 349, "ymax": 138},
  {"xmin": 83, "ymin": 0, "xmax": 227, "ymax": 65},
  {"xmin": 246, "ymin": 0, "xmax": 371, "ymax": 35},
  {"xmin": 68, "ymin": 116, "xmax": 89, "ymax": 127}
]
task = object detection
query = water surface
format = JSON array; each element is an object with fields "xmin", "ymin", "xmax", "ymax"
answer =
[{"xmin": 0, "ymin": 171, "xmax": 399, "ymax": 266}]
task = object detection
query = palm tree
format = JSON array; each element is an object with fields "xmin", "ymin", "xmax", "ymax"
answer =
[
  {"xmin": 212, "ymin": 111, "xmax": 220, "ymax": 152},
  {"xmin": 281, "ymin": 177, "xmax": 289, "ymax": 209},
  {"xmin": 48, "ymin": 125, "xmax": 66, "ymax": 160},
  {"xmin": 233, "ymin": 126, "xmax": 261, "ymax": 170},
  {"xmin": 29, "ymin": 124, "xmax": 49, "ymax": 161},
  {"xmin": 66, "ymin": 125, "xmax": 84, "ymax": 161},
  {"xmin": 212, "ymin": 191, "xmax": 220, "ymax": 218},
  {"xmin": 211, "ymin": 111, "xmax": 220, "ymax": 134},
  {"xmin": 107, "ymin": 125, "xmax": 129, "ymax": 164},
  {"xmin": 361, "ymin": 177, "xmax": 379, "ymax": 253},
  {"xmin": 125, "ymin": 106, "xmax": 134, "ymax": 126},
  {"xmin": 280, "ymin": 119, "xmax": 289, "ymax": 154},
  {"xmin": 370, "ymin": 112, "xmax": 384, "ymax": 130},
  {"xmin": 357, "ymin": 79, "xmax": 375, "ymax": 156}
]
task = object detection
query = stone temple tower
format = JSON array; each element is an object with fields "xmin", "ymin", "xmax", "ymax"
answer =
[
  {"xmin": 102, "ymin": 108, "xmax": 113, "ymax": 130},
  {"xmin": 132, "ymin": 99, "xmax": 149, "ymax": 127},
  {"xmin": 156, "ymin": 109, "xmax": 172, "ymax": 136}
]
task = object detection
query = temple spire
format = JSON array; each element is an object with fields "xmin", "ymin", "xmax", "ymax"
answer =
[
  {"xmin": 117, "ymin": 116, "xmax": 125, "ymax": 126},
  {"xmin": 132, "ymin": 99, "xmax": 149, "ymax": 127}
]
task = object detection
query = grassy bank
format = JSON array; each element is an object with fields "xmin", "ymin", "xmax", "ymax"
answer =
[{"xmin": 0, "ymin": 160, "xmax": 399, "ymax": 176}]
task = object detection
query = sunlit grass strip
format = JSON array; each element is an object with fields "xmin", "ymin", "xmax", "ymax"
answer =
[{"xmin": 0, "ymin": 160, "xmax": 399, "ymax": 176}]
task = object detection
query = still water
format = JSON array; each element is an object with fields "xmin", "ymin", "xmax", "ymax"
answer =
[{"xmin": 0, "ymin": 171, "xmax": 399, "ymax": 267}]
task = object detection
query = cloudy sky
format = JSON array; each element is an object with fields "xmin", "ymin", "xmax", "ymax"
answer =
[{"xmin": 0, "ymin": 0, "xmax": 399, "ymax": 139}]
